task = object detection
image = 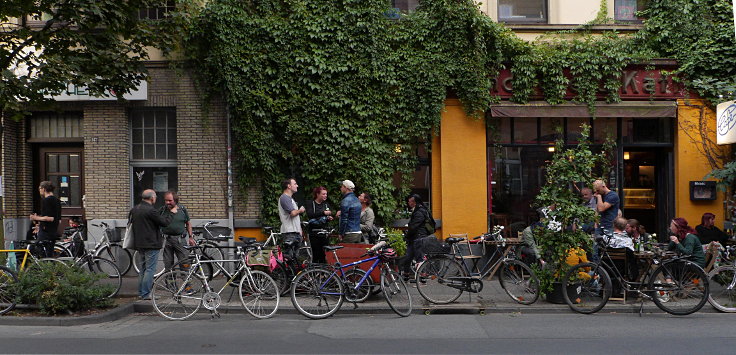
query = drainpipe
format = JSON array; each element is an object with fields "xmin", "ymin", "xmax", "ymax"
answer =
[{"xmin": 226, "ymin": 106, "xmax": 235, "ymax": 243}]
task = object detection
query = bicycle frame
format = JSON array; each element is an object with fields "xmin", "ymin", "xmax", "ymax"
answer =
[
  {"xmin": 182, "ymin": 251, "xmax": 254, "ymax": 297},
  {"xmin": 449, "ymin": 240, "xmax": 511, "ymax": 280},
  {"xmin": 320, "ymin": 254, "xmax": 383, "ymax": 296}
]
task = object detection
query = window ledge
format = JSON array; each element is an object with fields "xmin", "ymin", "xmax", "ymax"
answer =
[{"xmin": 505, "ymin": 24, "xmax": 644, "ymax": 33}]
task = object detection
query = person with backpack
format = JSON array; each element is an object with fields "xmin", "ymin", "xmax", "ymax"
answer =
[{"xmin": 401, "ymin": 193, "xmax": 435, "ymax": 276}]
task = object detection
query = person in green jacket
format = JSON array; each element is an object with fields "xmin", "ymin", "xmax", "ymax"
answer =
[{"xmin": 667, "ymin": 217, "xmax": 706, "ymax": 268}]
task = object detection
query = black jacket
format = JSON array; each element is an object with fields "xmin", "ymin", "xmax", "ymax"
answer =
[
  {"xmin": 129, "ymin": 202, "xmax": 172, "ymax": 250},
  {"xmin": 406, "ymin": 205, "xmax": 433, "ymax": 241}
]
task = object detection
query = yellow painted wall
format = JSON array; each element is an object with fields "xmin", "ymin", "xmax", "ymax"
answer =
[
  {"xmin": 675, "ymin": 99, "xmax": 728, "ymax": 228},
  {"xmin": 435, "ymin": 99, "xmax": 488, "ymax": 239}
]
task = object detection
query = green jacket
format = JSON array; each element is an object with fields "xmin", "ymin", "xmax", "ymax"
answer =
[{"xmin": 668, "ymin": 233, "xmax": 706, "ymax": 268}]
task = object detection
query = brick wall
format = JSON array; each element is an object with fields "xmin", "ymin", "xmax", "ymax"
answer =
[
  {"xmin": 83, "ymin": 103, "xmax": 130, "ymax": 219},
  {"xmin": 1, "ymin": 117, "xmax": 33, "ymax": 218}
]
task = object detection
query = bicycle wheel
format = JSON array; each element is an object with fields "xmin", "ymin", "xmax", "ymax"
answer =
[
  {"xmin": 499, "ymin": 260, "xmax": 540, "ymax": 305},
  {"xmin": 152, "ymin": 270, "xmax": 205, "ymax": 321},
  {"xmin": 290, "ymin": 268, "xmax": 343, "ymax": 319},
  {"xmin": 239, "ymin": 270, "xmax": 280, "ymax": 319},
  {"xmin": 708, "ymin": 266, "xmax": 736, "ymax": 312},
  {"xmin": 53, "ymin": 243, "xmax": 72, "ymax": 258},
  {"xmin": 0, "ymin": 266, "xmax": 18, "ymax": 315},
  {"xmin": 95, "ymin": 244, "xmax": 132, "ymax": 276},
  {"xmin": 562, "ymin": 262, "xmax": 612, "ymax": 314},
  {"xmin": 201, "ymin": 242, "xmax": 225, "ymax": 278},
  {"xmin": 344, "ymin": 268, "xmax": 373, "ymax": 303},
  {"xmin": 415, "ymin": 256, "xmax": 466, "ymax": 304},
  {"xmin": 78, "ymin": 257, "xmax": 122, "ymax": 299},
  {"xmin": 133, "ymin": 250, "xmax": 166, "ymax": 278},
  {"xmin": 271, "ymin": 264, "xmax": 291, "ymax": 296},
  {"xmin": 650, "ymin": 261, "xmax": 709, "ymax": 315},
  {"xmin": 381, "ymin": 267, "xmax": 412, "ymax": 317}
]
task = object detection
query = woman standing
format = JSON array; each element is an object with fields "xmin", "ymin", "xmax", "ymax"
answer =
[
  {"xmin": 305, "ymin": 186, "xmax": 333, "ymax": 264},
  {"xmin": 359, "ymin": 192, "xmax": 376, "ymax": 243},
  {"xmin": 695, "ymin": 212, "xmax": 729, "ymax": 245},
  {"xmin": 668, "ymin": 217, "xmax": 706, "ymax": 268}
]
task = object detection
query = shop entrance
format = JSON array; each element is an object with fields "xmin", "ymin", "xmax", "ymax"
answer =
[{"xmin": 621, "ymin": 149, "xmax": 673, "ymax": 241}]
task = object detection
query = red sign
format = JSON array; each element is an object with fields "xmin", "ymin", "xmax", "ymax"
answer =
[{"xmin": 491, "ymin": 64, "xmax": 687, "ymax": 100}]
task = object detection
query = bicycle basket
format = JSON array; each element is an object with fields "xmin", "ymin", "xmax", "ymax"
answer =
[
  {"xmin": 421, "ymin": 236, "xmax": 450, "ymax": 255},
  {"xmin": 246, "ymin": 248, "xmax": 274, "ymax": 268}
]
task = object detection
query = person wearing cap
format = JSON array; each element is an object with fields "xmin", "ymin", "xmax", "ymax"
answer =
[{"xmin": 338, "ymin": 180, "xmax": 362, "ymax": 243}]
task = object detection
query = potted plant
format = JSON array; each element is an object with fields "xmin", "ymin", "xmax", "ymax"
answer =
[{"xmin": 532, "ymin": 124, "xmax": 612, "ymax": 303}]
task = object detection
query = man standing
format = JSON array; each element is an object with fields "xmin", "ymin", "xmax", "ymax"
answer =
[
  {"xmin": 160, "ymin": 191, "xmax": 194, "ymax": 271},
  {"xmin": 278, "ymin": 178, "xmax": 305, "ymax": 262},
  {"xmin": 402, "ymin": 194, "xmax": 435, "ymax": 275},
  {"xmin": 338, "ymin": 180, "xmax": 362, "ymax": 243},
  {"xmin": 29, "ymin": 181, "xmax": 62, "ymax": 257},
  {"xmin": 593, "ymin": 179, "xmax": 620, "ymax": 236},
  {"xmin": 130, "ymin": 189, "xmax": 173, "ymax": 300}
]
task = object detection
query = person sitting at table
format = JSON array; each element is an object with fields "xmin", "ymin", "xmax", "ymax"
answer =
[
  {"xmin": 695, "ymin": 212, "xmax": 729, "ymax": 245},
  {"xmin": 520, "ymin": 221, "xmax": 545, "ymax": 266},
  {"xmin": 668, "ymin": 217, "xmax": 706, "ymax": 268},
  {"xmin": 626, "ymin": 219, "xmax": 642, "ymax": 243},
  {"xmin": 605, "ymin": 217, "xmax": 634, "ymax": 251}
]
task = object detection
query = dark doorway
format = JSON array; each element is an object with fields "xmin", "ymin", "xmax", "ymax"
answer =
[
  {"xmin": 622, "ymin": 149, "xmax": 673, "ymax": 241},
  {"xmin": 36, "ymin": 146, "xmax": 85, "ymax": 230}
]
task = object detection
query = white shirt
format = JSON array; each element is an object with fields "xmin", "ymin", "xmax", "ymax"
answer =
[{"xmin": 606, "ymin": 231, "xmax": 634, "ymax": 251}]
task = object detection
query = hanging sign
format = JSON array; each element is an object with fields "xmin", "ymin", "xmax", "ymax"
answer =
[{"xmin": 717, "ymin": 100, "xmax": 736, "ymax": 145}]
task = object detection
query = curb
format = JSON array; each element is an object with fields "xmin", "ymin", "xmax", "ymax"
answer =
[{"xmin": 0, "ymin": 303, "xmax": 135, "ymax": 326}]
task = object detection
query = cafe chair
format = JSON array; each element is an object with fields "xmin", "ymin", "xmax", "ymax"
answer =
[{"xmin": 606, "ymin": 248, "xmax": 630, "ymax": 304}]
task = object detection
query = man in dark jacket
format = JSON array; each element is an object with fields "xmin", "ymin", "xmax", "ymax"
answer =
[
  {"xmin": 130, "ymin": 189, "xmax": 173, "ymax": 300},
  {"xmin": 402, "ymin": 194, "xmax": 435, "ymax": 275}
]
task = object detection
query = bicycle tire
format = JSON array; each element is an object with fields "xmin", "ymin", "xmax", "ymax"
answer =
[
  {"xmin": 562, "ymin": 262, "xmax": 612, "ymax": 314},
  {"xmin": 344, "ymin": 268, "xmax": 373, "ymax": 303},
  {"xmin": 95, "ymin": 244, "xmax": 132, "ymax": 276},
  {"xmin": 239, "ymin": 270, "xmax": 280, "ymax": 319},
  {"xmin": 271, "ymin": 264, "xmax": 291, "ymax": 296},
  {"xmin": 290, "ymin": 268, "xmax": 344, "ymax": 319},
  {"xmin": 78, "ymin": 257, "xmax": 122, "ymax": 299},
  {"xmin": 0, "ymin": 266, "xmax": 18, "ymax": 315},
  {"xmin": 152, "ymin": 270, "xmax": 205, "ymax": 321},
  {"xmin": 708, "ymin": 266, "xmax": 736, "ymax": 312},
  {"xmin": 133, "ymin": 250, "xmax": 166, "ymax": 278},
  {"xmin": 649, "ymin": 261, "xmax": 709, "ymax": 315},
  {"xmin": 498, "ymin": 260, "xmax": 540, "ymax": 305},
  {"xmin": 200, "ymin": 242, "xmax": 226, "ymax": 278},
  {"xmin": 381, "ymin": 268, "xmax": 412, "ymax": 317},
  {"xmin": 25, "ymin": 257, "xmax": 69, "ymax": 274},
  {"xmin": 53, "ymin": 243, "xmax": 72, "ymax": 258},
  {"xmin": 415, "ymin": 256, "xmax": 466, "ymax": 304}
]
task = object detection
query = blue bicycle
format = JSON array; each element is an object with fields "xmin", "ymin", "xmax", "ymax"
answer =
[{"xmin": 290, "ymin": 241, "xmax": 412, "ymax": 319}]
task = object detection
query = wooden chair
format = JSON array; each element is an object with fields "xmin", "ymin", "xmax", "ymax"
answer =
[
  {"xmin": 606, "ymin": 248, "xmax": 629, "ymax": 304},
  {"xmin": 703, "ymin": 242, "xmax": 721, "ymax": 274}
]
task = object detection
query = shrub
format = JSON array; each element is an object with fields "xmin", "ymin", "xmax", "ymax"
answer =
[{"xmin": 12, "ymin": 262, "xmax": 114, "ymax": 315}]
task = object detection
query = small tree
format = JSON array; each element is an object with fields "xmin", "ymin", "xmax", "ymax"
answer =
[{"xmin": 533, "ymin": 124, "xmax": 608, "ymax": 293}]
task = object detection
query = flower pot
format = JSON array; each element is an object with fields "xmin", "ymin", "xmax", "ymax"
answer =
[{"xmin": 546, "ymin": 281, "xmax": 579, "ymax": 304}]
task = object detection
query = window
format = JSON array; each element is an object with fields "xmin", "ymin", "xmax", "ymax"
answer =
[
  {"xmin": 392, "ymin": 0, "xmax": 420, "ymax": 13},
  {"xmin": 29, "ymin": 112, "xmax": 83, "ymax": 140},
  {"xmin": 139, "ymin": 1, "xmax": 176, "ymax": 20},
  {"xmin": 130, "ymin": 108, "xmax": 177, "ymax": 208},
  {"xmin": 614, "ymin": 0, "xmax": 645, "ymax": 22},
  {"xmin": 498, "ymin": 0, "xmax": 547, "ymax": 23}
]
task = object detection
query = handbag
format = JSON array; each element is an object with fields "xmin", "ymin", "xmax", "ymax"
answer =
[{"xmin": 123, "ymin": 223, "xmax": 135, "ymax": 249}]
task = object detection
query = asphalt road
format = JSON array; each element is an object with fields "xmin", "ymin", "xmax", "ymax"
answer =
[{"xmin": 0, "ymin": 312, "xmax": 733, "ymax": 354}]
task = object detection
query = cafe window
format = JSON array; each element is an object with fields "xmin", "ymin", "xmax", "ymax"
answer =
[
  {"xmin": 139, "ymin": 1, "xmax": 176, "ymax": 20},
  {"xmin": 498, "ymin": 0, "xmax": 547, "ymax": 23},
  {"xmin": 614, "ymin": 0, "xmax": 645, "ymax": 22},
  {"xmin": 130, "ymin": 108, "xmax": 177, "ymax": 208}
]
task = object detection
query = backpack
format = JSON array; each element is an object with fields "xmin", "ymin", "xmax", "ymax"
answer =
[{"xmin": 424, "ymin": 208, "xmax": 436, "ymax": 235}]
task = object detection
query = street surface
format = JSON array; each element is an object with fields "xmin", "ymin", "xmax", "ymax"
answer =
[{"xmin": 0, "ymin": 312, "xmax": 733, "ymax": 354}]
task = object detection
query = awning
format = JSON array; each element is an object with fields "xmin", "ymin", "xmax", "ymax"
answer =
[{"xmin": 489, "ymin": 101, "xmax": 677, "ymax": 118}]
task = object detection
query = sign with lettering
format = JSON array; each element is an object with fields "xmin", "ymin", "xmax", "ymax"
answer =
[
  {"xmin": 50, "ymin": 81, "xmax": 147, "ymax": 101},
  {"xmin": 490, "ymin": 65, "xmax": 684, "ymax": 100},
  {"xmin": 717, "ymin": 100, "xmax": 736, "ymax": 145}
]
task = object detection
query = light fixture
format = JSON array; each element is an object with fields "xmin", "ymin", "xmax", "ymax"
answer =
[
  {"xmin": 547, "ymin": 146, "xmax": 555, "ymax": 152},
  {"xmin": 624, "ymin": 152, "xmax": 630, "ymax": 160},
  {"xmin": 394, "ymin": 144, "xmax": 402, "ymax": 153}
]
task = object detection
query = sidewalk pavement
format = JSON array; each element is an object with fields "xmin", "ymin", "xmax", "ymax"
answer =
[{"xmin": 1, "ymin": 274, "xmax": 719, "ymax": 326}]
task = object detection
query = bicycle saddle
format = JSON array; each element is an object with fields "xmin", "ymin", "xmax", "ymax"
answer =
[
  {"xmin": 324, "ymin": 245, "xmax": 344, "ymax": 251},
  {"xmin": 238, "ymin": 237, "xmax": 257, "ymax": 244}
]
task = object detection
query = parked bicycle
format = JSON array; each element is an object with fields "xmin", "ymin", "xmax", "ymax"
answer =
[
  {"xmin": 151, "ymin": 237, "xmax": 279, "ymax": 320},
  {"xmin": 56, "ymin": 221, "xmax": 133, "ymax": 276},
  {"xmin": 133, "ymin": 221, "xmax": 228, "ymax": 278},
  {"xmin": 707, "ymin": 251, "xmax": 736, "ymax": 312},
  {"xmin": 414, "ymin": 227, "xmax": 540, "ymax": 305},
  {"xmin": 290, "ymin": 240, "xmax": 412, "ymax": 319},
  {"xmin": 562, "ymin": 236, "xmax": 709, "ymax": 316}
]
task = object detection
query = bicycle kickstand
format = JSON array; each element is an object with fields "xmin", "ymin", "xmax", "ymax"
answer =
[
  {"xmin": 211, "ymin": 309, "xmax": 221, "ymax": 319},
  {"xmin": 638, "ymin": 298, "xmax": 644, "ymax": 317}
]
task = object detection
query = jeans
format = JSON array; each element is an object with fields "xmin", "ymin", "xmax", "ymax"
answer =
[
  {"xmin": 138, "ymin": 248, "xmax": 160, "ymax": 298},
  {"xmin": 401, "ymin": 237, "xmax": 428, "ymax": 274},
  {"xmin": 162, "ymin": 235, "xmax": 187, "ymax": 271},
  {"xmin": 36, "ymin": 230, "xmax": 56, "ymax": 258},
  {"xmin": 281, "ymin": 232, "xmax": 302, "ymax": 263}
]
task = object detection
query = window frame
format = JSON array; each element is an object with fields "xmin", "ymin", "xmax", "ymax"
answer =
[
  {"xmin": 497, "ymin": 0, "xmax": 549, "ymax": 24},
  {"xmin": 129, "ymin": 107, "xmax": 178, "ymax": 207}
]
